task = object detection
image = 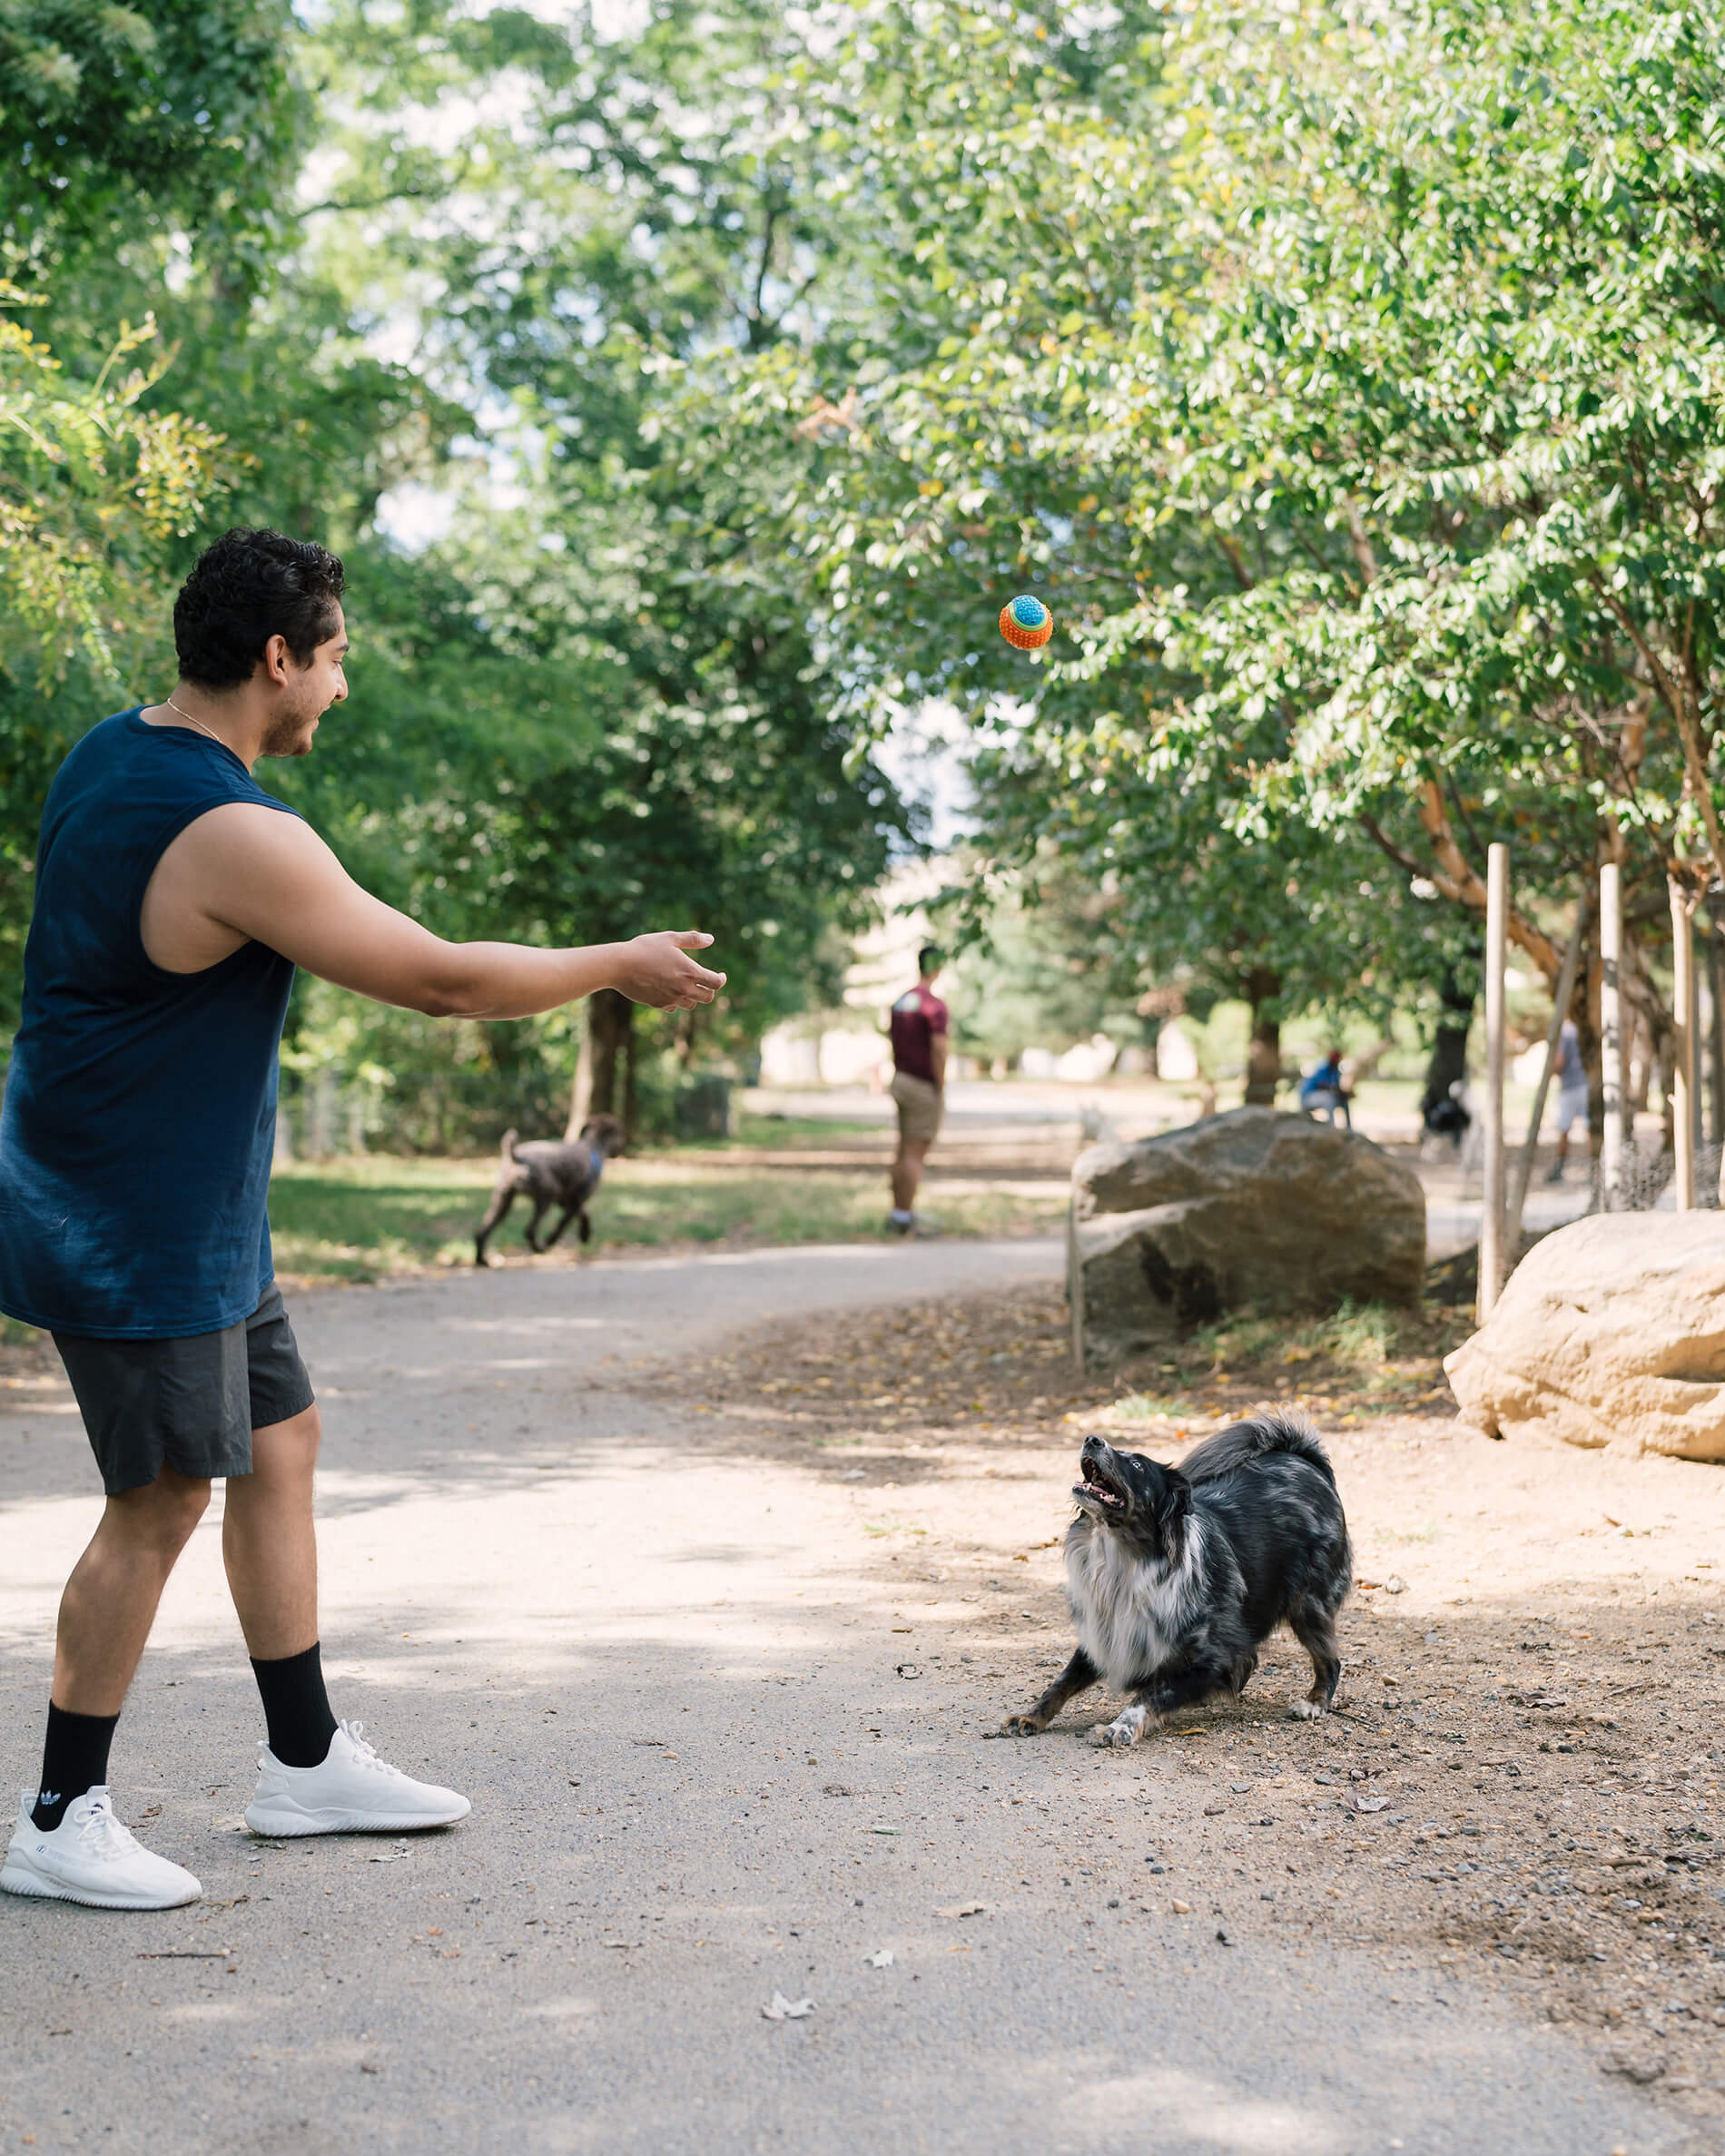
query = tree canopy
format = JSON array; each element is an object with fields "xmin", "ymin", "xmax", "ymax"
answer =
[
  {"xmin": 6, "ymin": 0, "xmax": 1725, "ymax": 1133},
  {"xmin": 718, "ymin": 0, "xmax": 1725, "ymax": 1089}
]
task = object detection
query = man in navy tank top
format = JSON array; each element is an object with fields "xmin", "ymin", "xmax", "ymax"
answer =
[{"xmin": 0, "ymin": 529, "xmax": 725, "ymax": 1910}]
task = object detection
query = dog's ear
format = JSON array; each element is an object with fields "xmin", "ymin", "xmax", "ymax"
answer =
[{"xmin": 1152, "ymin": 1468, "xmax": 1191, "ymax": 1538}]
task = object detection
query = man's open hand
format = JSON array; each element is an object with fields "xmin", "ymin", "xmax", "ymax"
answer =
[{"xmin": 614, "ymin": 930, "xmax": 726, "ymax": 1010}]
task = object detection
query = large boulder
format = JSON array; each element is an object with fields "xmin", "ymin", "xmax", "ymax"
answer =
[
  {"xmin": 1069, "ymin": 1108, "xmax": 1426, "ymax": 1365},
  {"xmin": 1444, "ymin": 1215, "xmax": 1725, "ymax": 1460}
]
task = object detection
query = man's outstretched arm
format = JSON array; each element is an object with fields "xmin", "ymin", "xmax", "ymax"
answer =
[{"xmin": 141, "ymin": 802, "xmax": 725, "ymax": 1015}]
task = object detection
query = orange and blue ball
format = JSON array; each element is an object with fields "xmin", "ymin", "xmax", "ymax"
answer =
[{"xmin": 1000, "ymin": 594, "xmax": 1052, "ymax": 649}]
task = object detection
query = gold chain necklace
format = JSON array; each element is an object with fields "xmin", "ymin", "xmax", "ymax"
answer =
[{"xmin": 161, "ymin": 694, "xmax": 228, "ymax": 748}]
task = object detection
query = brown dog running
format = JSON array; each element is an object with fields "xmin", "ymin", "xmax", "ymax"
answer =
[{"xmin": 473, "ymin": 1115, "xmax": 627, "ymax": 1265}]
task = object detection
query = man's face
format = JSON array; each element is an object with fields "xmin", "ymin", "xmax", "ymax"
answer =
[{"xmin": 261, "ymin": 605, "xmax": 349, "ymax": 758}]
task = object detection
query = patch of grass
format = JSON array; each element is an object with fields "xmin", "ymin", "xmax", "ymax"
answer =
[
  {"xmin": 1147, "ymin": 1294, "xmax": 1470, "ymax": 1420},
  {"xmin": 267, "ymin": 1155, "xmax": 1064, "ymax": 1284},
  {"xmin": 268, "ymin": 1157, "xmax": 496, "ymax": 1281},
  {"xmin": 1320, "ymin": 1300, "xmax": 1399, "ymax": 1371},
  {"xmin": 1114, "ymin": 1390, "xmax": 1201, "ymax": 1422},
  {"xmin": 678, "ymin": 1113, "xmax": 886, "ymax": 1151}
]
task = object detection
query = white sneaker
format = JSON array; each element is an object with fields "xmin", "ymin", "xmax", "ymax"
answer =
[
  {"xmin": 0, "ymin": 1787, "xmax": 202, "ymax": 1910},
  {"xmin": 244, "ymin": 1720, "xmax": 471, "ymax": 1837}
]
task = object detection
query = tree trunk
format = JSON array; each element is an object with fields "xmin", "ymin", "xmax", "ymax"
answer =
[
  {"xmin": 586, "ymin": 989, "xmax": 634, "ymax": 1124},
  {"xmin": 565, "ymin": 1018, "xmax": 593, "ymax": 1138},
  {"xmin": 1420, "ymin": 969, "xmax": 1474, "ymax": 1123},
  {"xmin": 1243, "ymin": 970, "xmax": 1282, "ymax": 1106}
]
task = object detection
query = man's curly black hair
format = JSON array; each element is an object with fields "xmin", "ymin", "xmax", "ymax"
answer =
[{"xmin": 172, "ymin": 528, "xmax": 345, "ymax": 691}]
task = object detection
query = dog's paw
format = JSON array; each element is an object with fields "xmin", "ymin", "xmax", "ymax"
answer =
[
  {"xmin": 1287, "ymin": 1698, "xmax": 1326, "ymax": 1721},
  {"xmin": 1089, "ymin": 1708, "xmax": 1147, "ymax": 1748},
  {"xmin": 1000, "ymin": 1714, "xmax": 1045, "ymax": 1738}
]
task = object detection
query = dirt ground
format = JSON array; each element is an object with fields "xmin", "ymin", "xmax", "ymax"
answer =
[
  {"xmin": 625, "ymin": 1279, "xmax": 1725, "ymax": 2131},
  {"xmin": 6, "ymin": 1252, "xmax": 1721, "ymax": 2147}
]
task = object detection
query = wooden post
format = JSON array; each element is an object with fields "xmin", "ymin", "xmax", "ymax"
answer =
[
  {"xmin": 1671, "ymin": 883, "xmax": 1697, "ymax": 1211},
  {"xmin": 1504, "ymin": 894, "xmax": 1587, "ymax": 1258},
  {"xmin": 1712, "ymin": 920, "xmax": 1725, "ymax": 1206},
  {"xmin": 1599, "ymin": 863, "xmax": 1623, "ymax": 1211},
  {"xmin": 1478, "ymin": 842, "xmax": 1509, "ymax": 1323},
  {"xmin": 1069, "ymin": 1198, "xmax": 1087, "ymax": 1374},
  {"xmin": 1709, "ymin": 928, "xmax": 1725, "ymax": 1148}
]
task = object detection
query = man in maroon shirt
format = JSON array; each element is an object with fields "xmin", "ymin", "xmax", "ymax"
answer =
[{"xmin": 886, "ymin": 946, "xmax": 949, "ymax": 1235}]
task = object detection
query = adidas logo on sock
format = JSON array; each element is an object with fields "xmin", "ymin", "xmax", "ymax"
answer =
[{"xmin": 37, "ymin": 1790, "xmax": 59, "ymax": 1808}]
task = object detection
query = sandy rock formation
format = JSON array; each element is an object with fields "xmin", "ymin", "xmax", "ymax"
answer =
[
  {"xmin": 1444, "ymin": 1214, "xmax": 1725, "ymax": 1460},
  {"xmin": 1069, "ymin": 1108, "xmax": 1425, "ymax": 1365}
]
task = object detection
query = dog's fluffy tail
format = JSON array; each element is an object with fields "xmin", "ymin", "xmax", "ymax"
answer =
[
  {"xmin": 1180, "ymin": 1412, "xmax": 1336, "ymax": 1490},
  {"xmin": 499, "ymin": 1127, "xmax": 518, "ymax": 1161}
]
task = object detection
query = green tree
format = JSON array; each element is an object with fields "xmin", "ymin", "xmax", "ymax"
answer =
[
  {"xmin": 0, "ymin": 0, "xmax": 306, "ymax": 338},
  {"xmin": 0, "ymin": 290, "xmax": 227, "ymax": 1025},
  {"xmin": 274, "ymin": 0, "xmax": 915, "ymax": 1132},
  {"xmin": 720, "ymin": 0, "xmax": 1724, "ymax": 1111},
  {"xmin": 1, "ymin": 0, "xmax": 911, "ymax": 1145},
  {"xmin": 0, "ymin": 0, "xmax": 304, "ymax": 1036}
]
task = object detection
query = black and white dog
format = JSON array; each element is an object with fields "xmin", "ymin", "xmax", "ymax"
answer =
[
  {"xmin": 473, "ymin": 1116, "xmax": 628, "ymax": 1265},
  {"xmin": 1002, "ymin": 1414, "xmax": 1352, "ymax": 1746}
]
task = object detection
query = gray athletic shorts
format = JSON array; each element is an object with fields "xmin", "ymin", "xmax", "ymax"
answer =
[{"xmin": 53, "ymin": 1284, "xmax": 316, "ymax": 1496}]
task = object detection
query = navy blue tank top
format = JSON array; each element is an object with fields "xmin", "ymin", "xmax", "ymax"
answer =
[{"xmin": 0, "ymin": 711, "xmax": 300, "ymax": 1338}]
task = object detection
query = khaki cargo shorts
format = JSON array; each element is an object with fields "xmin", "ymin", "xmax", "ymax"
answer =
[{"xmin": 890, "ymin": 1070, "xmax": 944, "ymax": 1146}]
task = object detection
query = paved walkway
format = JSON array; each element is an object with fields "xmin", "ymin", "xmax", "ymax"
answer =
[{"xmin": 0, "ymin": 1243, "xmax": 1691, "ymax": 2153}]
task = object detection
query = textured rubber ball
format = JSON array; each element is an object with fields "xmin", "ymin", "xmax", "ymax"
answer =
[{"xmin": 1000, "ymin": 594, "xmax": 1053, "ymax": 649}]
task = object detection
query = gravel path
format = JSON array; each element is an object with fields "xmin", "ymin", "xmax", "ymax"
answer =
[{"xmin": 0, "ymin": 1241, "xmax": 1695, "ymax": 2154}]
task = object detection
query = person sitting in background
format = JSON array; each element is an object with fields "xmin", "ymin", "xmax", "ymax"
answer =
[
  {"xmin": 886, "ymin": 946, "xmax": 948, "ymax": 1236},
  {"xmin": 1545, "ymin": 1017, "xmax": 1589, "ymax": 1183},
  {"xmin": 1299, "ymin": 1049, "xmax": 1352, "ymax": 1127}
]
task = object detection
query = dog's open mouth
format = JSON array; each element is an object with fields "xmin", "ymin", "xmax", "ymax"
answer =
[{"xmin": 1075, "ymin": 1459, "xmax": 1126, "ymax": 1511}]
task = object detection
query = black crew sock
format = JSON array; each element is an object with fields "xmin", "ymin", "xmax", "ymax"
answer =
[
  {"xmin": 251, "ymin": 1641, "xmax": 339, "ymax": 1768},
  {"xmin": 31, "ymin": 1703, "xmax": 120, "ymax": 1831}
]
